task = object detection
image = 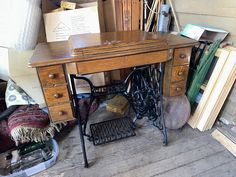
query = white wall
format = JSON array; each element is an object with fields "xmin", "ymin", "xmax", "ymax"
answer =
[
  {"xmin": 169, "ymin": 0, "xmax": 236, "ymax": 45},
  {"xmin": 0, "ymin": 0, "xmax": 41, "ymax": 50}
]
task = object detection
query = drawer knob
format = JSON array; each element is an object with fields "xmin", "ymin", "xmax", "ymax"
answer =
[
  {"xmin": 48, "ymin": 73, "xmax": 56, "ymax": 79},
  {"xmin": 176, "ymin": 87, "xmax": 182, "ymax": 91},
  {"xmin": 54, "ymin": 93, "xmax": 61, "ymax": 98},
  {"xmin": 58, "ymin": 111, "xmax": 65, "ymax": 116},
  {"xmin": 179, "ymin": 54, "xmax": 186, "ymax": 59},
  {"xmin": 178, "ymin": 71, "xmax": 183, "ymax": 76}
]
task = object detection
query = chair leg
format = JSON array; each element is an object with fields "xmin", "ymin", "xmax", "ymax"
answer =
[{"xmin": 77, "ymin": 119, "xmax": 89, "ymax": 168}]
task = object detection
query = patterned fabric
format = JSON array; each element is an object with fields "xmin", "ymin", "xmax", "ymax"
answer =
[
  {"xmin": 8, "ymin": 105, "xmax": 49, "ymax": 130},
  {"xmin": 8, "ymin": 104, "xmax": 66, "ymax": 146},
  {"xmin": 5, "ymin": 79, "xmax": 35, "ymax": 108}
]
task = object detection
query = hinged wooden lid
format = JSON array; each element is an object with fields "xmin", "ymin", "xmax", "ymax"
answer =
[{"xmin": 68, "ymin": 30, "xmax": 168, "ymax": 58}]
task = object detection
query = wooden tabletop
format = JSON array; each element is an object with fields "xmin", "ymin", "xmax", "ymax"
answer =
[
  {"xmin": 69, "ymin": 30, "xmax": 167, "ymax": 50},
  {"xmin": 29, "ymin": 31, "xmax": 198, "ymax": 67}
]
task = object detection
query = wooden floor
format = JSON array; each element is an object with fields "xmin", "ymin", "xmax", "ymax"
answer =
[{"xmin": 33, "ymin": 108, "xmax": 236, "ymax": 177}]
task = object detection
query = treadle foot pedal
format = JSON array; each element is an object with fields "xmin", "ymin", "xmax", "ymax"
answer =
[{"xmin": 90, "ymin": 117, "xmax": 136, "ymax": 146}]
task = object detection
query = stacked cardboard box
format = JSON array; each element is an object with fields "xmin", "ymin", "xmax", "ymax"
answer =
[
  {"xmin": 42, "ymin": 0, "xmax": 105, "ymax": 42},
  {"xmin": 41, "ymin": 0, "xmax": 106, "ymax": 92}
]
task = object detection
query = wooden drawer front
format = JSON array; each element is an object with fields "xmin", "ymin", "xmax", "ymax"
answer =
[
  {"xmin": 171, "ymin": 65, "xmax": 189, "ymax": 82},
  {"xmin": 169, "ymin": 81, "xmax": 186, "ymax": 96},
  {"xmin": 38, "ymin": 65, "xmax": 66, "ymax": 87},
  {"xmin": 49, "ymin": 103, "xmax": 74, "ymax": 122},
  {"xmin": 76, "ymin": 50, "xmax": 168, "ymax": 74},
  {"xmin": 173, "ymin": 47, "xmax": 192, "ymax": 66},
  {"xmin": 44, "ymin": 85, "xmax": 70, "ymax": 106}
]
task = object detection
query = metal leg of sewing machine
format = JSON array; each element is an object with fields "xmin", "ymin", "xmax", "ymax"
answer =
[
  {"xmin": 69, "ymin": 63, "xmax": 167, "ymax": 167},
  {"xmin": 126, "ymin": 64, "xmax": 167, "ymax": 146}
]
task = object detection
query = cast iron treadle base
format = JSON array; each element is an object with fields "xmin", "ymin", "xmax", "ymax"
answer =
[{"xmin": 90, "ymin": 117, "xmax": 136, "ymax": 146}]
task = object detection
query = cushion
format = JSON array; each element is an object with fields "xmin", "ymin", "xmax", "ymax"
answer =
[{"xmin": 5, "ymin": 79, "xmax": 35, "ymax": 108}]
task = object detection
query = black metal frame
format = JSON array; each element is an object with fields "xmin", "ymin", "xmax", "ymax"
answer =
[
  {"xmin": 90, "ymin": 116, "xmax": 136, "ymax": 146},
  {"xmin": 187, "ymin": 41, "xmax": 209, "ymax": 90},
  {"xmin": 70, "ymin": 63, "xmax": 167, "ymax": 168}
]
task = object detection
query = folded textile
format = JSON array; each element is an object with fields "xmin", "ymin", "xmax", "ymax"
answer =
[{"xmin": 8, "ymin": 104, "xmax": 66, "ymax": 146}]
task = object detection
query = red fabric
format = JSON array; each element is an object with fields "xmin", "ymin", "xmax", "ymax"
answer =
[
  {"xmin": 0, "ymin": 98, "xmax": 98, "ymax": 152},
  {"xmin": 8, "ymin": 105, "xmax": 49, "ymax": 131}
]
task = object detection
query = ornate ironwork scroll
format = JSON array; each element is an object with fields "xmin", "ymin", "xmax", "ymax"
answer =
[{"xmin": 70, "ymin": 63, "xmax": 167, "ymax": 167}]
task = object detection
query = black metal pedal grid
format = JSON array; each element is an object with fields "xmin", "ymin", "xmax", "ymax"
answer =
[
  {"xmin": 90, "ymin": 116, "xmax": 136, "ymax": 146},
  {"xmin": 70, "ymin": 63, "xmax": 167, "ymax": 168}
]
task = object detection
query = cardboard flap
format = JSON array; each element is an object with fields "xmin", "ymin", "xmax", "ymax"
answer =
[{"xmin": 181, "ymin": 24, "xmax": 228, "ymax": 42}]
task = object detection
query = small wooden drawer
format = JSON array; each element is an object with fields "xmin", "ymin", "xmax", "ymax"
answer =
[
  {"xmin": 44, "ymin": 85, "xmax": 70, "ymax": 106},
  {"xmin": 48, "ymin": 102, "xmax": 74, "ymax": 122},
  {"xmin": 171, "ymin": 65, "xmax": 189, "ymax": 82},
  {"xmin": 37, "ymin": 65, "xmax": 66, "ymax": 87},
  {"xmin": 173, "ymin": 47, "xmax": 192, "ymax": 66},
  {"xmin": 169, "ymin": 81, "xmax": 186, "ymax": 96}
]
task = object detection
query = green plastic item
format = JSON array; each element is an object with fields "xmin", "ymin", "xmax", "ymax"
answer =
[
  {"xmin": 187, "ymin": 40, "xmax": 221, "ymax": 105},
  {"xmin": 19, "ymin": 142, "xmax": 46, "ymax": 156}
]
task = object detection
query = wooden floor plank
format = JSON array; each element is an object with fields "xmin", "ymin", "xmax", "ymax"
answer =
[
  {"xmin": 113, "ymin": 144, "xmax": 224, "ymax": 177},
  {"xmin": 212, "ymin": 128, "xmax": 236, "ymax": 157},
  {"xmin": 32, "ymin": 109, "xmax": 236, "ymax": 177},
  {"xmin": 154, "ymin": 150, "xmax": 235, "ymax": 177},
  {"xmin": 193, "ymin": 160, "xmax": 236, "ymax": 177},
  {"xmin": 79, "ymin": 135, "xmax": 219, "ymax": 177},
  {"xmin": 42, "ymin": 127, "xmax": 212, "ymax": 177}
]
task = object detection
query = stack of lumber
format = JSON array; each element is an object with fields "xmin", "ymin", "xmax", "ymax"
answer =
[
  {"xmin": 188, "ymin": 47, "xmax": 236, "ymax": 131},
  {"xmin": 145, "ymin": 0, "xmax": 164, "ymax": 32},
  {"xmin": 68, "ymin": 31, "xmax": 167, "ymax": 59},
  {"xmin": 212, "ymin": 127, "xmax": 236, "ymax": 157}
]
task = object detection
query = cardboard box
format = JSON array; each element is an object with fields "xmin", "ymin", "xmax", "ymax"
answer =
[
  {"xmin": 43, "ymin": 1, "xmax": 104, "ymax": 42},
  {"xmin": 42, "ymin": 1, "xmax": 106, "ymax": 92},
  {"xmin": 181, "ymin": 24, "xmax": 228, "ymax": 42}
]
